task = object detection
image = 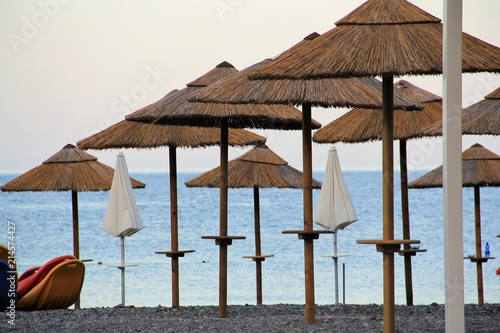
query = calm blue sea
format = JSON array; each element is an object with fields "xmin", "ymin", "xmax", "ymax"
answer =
[{"xmin": 1, "ymin": 171, "xmax": 499, "ymax": 308}]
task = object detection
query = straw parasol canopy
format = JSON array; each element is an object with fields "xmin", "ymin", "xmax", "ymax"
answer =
[
  {"xmin": 250, "ymin": 2, "xmax": 500, "ymax": 80},
  {"xmin": 419, "ymin": 87, "xmax": 500, "ymax": 137},
  {"xmin": 313, "ymin": 79, "xmax": 441, "ymax": 306},
  {"xmin": 127, "ymin": 61, "xmax": 315, "ymax": 319},
  {"xmin": 186, "ymin": 143, "xmax": 322, "ymax": 189},
  {"xmin": 408, "ymin": 143, "xmax": 500, "ymax": 188},
  {"xmin": 77, "ymin": 115, "xmax": 266, "ymax": 149},
  {"xmin": 77, "ymin": 68, "xmax": 266, "ymax": 309},
  {"xmin": 0, "ymin": 143, "xmax": 145, "ymax": 259},
  {"xmin": 190, "ymin": 34, "xmax": 422, "ymax": 111},
  {"xmin": 313, "ymin": 80, "xmax": 442, "ymax": 143},
  {"xmin": 185, "ymin": 143, "xmax": 321, "ymax": 305},
  {"xmin": 408, "ymin": 143, "xmax": 500, "ymax": 304},
  {"xmin": 249, "ymin": 1, "xmax": 499, "ymax": 329}
]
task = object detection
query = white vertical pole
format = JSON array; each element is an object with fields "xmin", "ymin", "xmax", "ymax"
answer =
[
  {"xmin": 443, "ymin": 1, "xmax": 464, "ymax": 332},
  {"xmin": 121, "ymin": 236, "xmax": 126, "ymax": 306},
  {"xmin": 333, "ymin": 232, "xmax": 339, "ymax": 305}
]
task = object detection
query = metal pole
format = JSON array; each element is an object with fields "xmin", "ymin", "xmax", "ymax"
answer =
[
  {"xmin": 443, "ymin": 1, "xmax": 465, "ymax": 332},
  {"xmin": 334, "ymin": 232, "xmax": 339, "ymax": 305},
  {"xmin": 343, "ymin": 263, "xmax": 346, "ymax": 305},
  {"xmin": 121, "ymin": 235, "xmax": 125, "ymax": 306}
]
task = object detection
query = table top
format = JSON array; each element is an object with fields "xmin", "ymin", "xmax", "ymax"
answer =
[
  {"xmin": 155, "ymin": 249, "xmax": 195, "ymax": 255},
  {"xmin": 201, "ymin": 235, "xmax": 246, "ymax": 240},
  {"xmin": 321, "ymin": 254, "xmax": 351, "ymax": 258},
  {"xmin": 282, "ymin": 230, "xmax": 335, "ymax": 235},
  {"xmin": 398, "ymin": 249, "xmax": 428, "ymax": 253},
  {"xmin": 243, "ymin": 254, "xmax": 274, "ymax": 259},
  {"xmin": 463, "ymin": 256, "xmax": 495, "ymax": 263},
  {"xmin": 356, "ymin": 239, "xmax": 420, "ymax": 245},
  {"xmin": 107, "ymin": 264, "xmax": 138, "ymax": 268}
]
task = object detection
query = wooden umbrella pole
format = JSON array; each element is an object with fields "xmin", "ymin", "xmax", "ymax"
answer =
[
  {"xmin": 399, "ymin": 140, "xmax": 414, "ymax": 306},
  {"xmin": 254, "ymin": 187, "xmax": 263, "ymax": 304},
  {"xmin": 72, "ymin": 191, "xmax": 80, "ymax": 259},
  {"xmin": 219, "ymin": 119, "xmax": 229, "ymax": 318},
  {"xmin": 382, "ymin": 75, "xmax": 395, "ymax": 333},
  {"xmin": 474, "ymin": 186, "xmax": 484, "ymax": 305},
  {"xmin": 169, "ymin": 146, "xmax": 181, "ymax": 308},
  {"xmin": 71, "ymin": 190, "xmax": 81, "ymax": 309},
  {"xmin": 302, "ymin": 103, "xmax": 315, "ymax": 324}
]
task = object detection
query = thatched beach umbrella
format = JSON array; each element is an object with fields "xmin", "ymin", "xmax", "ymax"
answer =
[
  {"xmin": 419, "ymin": 86, "xmax": 500, "ymax": 137},
  {"xmin": 0, "ymin": 144, "xmax": 145, "ymax": 260},
  {"xmin": 189, "ymin": 32, "xmax": 422, "ymax": 324},
  {"xmin": 249, "ymin": 1, "xmax": 500, "ymax": 330},
  {"xmin": 127, "ymin": 61, "xmax": 316, "ymax": 318},
  {"xmin": 313, "ymin": 80, "xmax": 442, "ymax": 305},
  {"xmin": 185, "ymin": 143, "xmax": 322, "ymax": 305},
  {"xmin": 77, "ymin": 89, "xmax": 266, "ymax": 309},
  {"xmin": 409, "ymin": 143, "xmax": 500, "ymax": 305}
]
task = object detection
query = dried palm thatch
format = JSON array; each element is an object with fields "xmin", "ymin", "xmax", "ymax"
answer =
[
  {"xmin": 127, "ymin": 61, "xmax": 320, "ymax": 130},
  {"xmin": 190, "ymin": 34, "xmax": 422, "ymax": 111},
  {"xmin": 419, "ymin": 86, "xmax": 500, "ymax": 137},
  {"xmin": 77, "ymin": 114, "xmax": 266, "ymax": 149},
  {"xmin": 186, "ymin": 144, "xmax": 321, "ymax": 189},
  {"xmin": 0, "ymin": 144, "xmax": 145, "ymax": 192},
  {"xmin": 250, "ymin": 0, "xmax": 500, "ymax": 80},
  {"xmin": 127, "ymin": 85, "xmax": 319, "ymax": 129},
  {"xmin": 187, "ymin": 61, "xmax": 238, "ymax": 87},
  {"xmin": 409, "ymin": 143, "xmax": 500, "ymax": 188},
  {"xmin": 313, "ymin": 80, "xmax": 442, "ymax": 143}
]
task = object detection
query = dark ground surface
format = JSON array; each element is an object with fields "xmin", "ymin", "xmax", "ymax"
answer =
[{"xmin": 2, "ymin": 303, "xmax": 499, "ymax": 332}]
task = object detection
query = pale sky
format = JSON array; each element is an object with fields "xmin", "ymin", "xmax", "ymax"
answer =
[{"xmin": 1, "ymin": 0, "xmax": 499, "ymax": 174}]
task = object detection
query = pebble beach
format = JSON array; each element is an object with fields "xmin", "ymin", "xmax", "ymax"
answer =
[{"xmin": 3, "ymin": 303, "xmax": 500, "ymax": 333}]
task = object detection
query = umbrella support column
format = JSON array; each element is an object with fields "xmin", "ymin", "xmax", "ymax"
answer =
[
  {"xmin": 156, "ymin": 147, "xmax": 195, "ymax": 308},
  {"xmin": 474, "ymin": 186, "xmax": 484, "ymax": 305},
  {"xmin": 71, "ymin": 190, "xmax": 81, "ymax": 309},
  {"xmin": 281, "ymin": 102, "xmax": 329, "ymax": 324},
  {"xmin": 399, "ymin": 140, "xmax": 414, "ymax": 306},
  {"xmin": 358, "ymin": 75, "xmax": 417, "ymax": 333},
  {"xmin": 382, "ymin": 75, "xmax": 395, "ymax": 333},
  {"xmin": 243, "ymin": 187, "xmax": 274, "ymax": 305},
  {"xmin": 303, "ymin": 103, "xmax": 315, "ymax": 324},
  {"xmin": 204, "ymin": 120, "xmax": 245, "ymax": 318}
]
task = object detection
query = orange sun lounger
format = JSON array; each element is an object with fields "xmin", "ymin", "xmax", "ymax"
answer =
[
  {"xmin": 17, "ymin": 255, "xmax": 76, "ymax": 300},
  {"xmin": 16, "ymin": 258, "xmax": 85, "ymax": 311}
]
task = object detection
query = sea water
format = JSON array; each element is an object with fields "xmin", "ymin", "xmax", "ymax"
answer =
[{"xmin": 1, "ymin": 171, "xmax": 499, "ymax": 308}]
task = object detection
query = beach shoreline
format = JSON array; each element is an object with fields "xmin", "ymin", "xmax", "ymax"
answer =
[{"xmin": 3, "ymin": 303, "xmax": 499, "ymax": 332}]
